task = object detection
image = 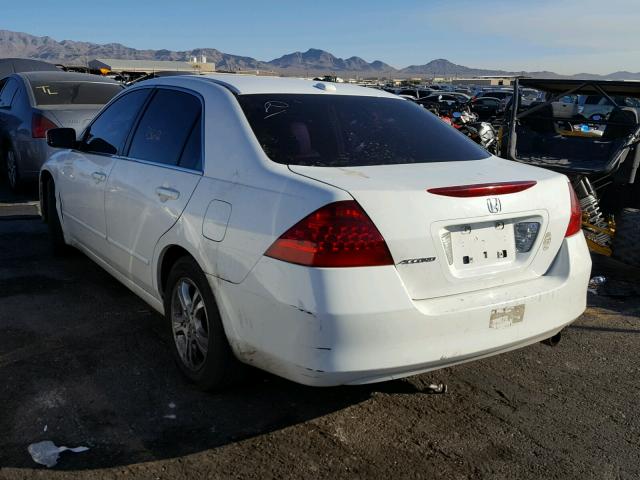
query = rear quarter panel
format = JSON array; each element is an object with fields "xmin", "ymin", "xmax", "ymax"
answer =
[{"xmin": 152, "ymin": 82, "xmax": 348, "ymax": 291}]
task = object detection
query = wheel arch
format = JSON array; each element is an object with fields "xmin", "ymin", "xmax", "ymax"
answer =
[
  {"xmin": 157, "ymin": 244, "xmax": 203, "ymax": 299},
  {"xmin": 39, "ymin": 168, "xmax": 55, "ymax": 223},
  {"xmin": 0, "ymin": 133, "xmax": 15, "ymax": 150},
  {"xmin": 1, "ymin": 135, "xmax": 17, "ymax": 169}
]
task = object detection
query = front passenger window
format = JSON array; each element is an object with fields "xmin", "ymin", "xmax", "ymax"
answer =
[
  {"xmin": 127, "ymin": 89, "xmax": 202, "ymax": 168},
  {"xmin": 82, "ymin": 89, "xmax": 151, "ymax": 155}
]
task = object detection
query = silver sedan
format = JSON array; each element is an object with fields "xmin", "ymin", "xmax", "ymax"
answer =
[{"xmin": 0, "ymin": 71, "xmax": 122, "ymax": 190}]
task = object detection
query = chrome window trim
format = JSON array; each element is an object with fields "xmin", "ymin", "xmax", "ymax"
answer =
[{"xmin": 111, "ymin": 154, "xmax": 204, "ymax": 176}]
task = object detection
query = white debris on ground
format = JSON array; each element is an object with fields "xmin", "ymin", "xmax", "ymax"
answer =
[
  {"xmin": 27, "ymin": 440, "xmax": 89, "ymax": 468},
  {"xmin": 163, "ymin": 414, "xmax": 177, "ymax": 419},
  {"xmin": 168, "ymin": 402, "xmax": 176, "ymax": 409},
  {"xmin": 426, "ymin": 383, "xmax": 448, "ymax": 394}
]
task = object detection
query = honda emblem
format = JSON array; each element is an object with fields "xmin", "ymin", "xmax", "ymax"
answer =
[{"xmin": 487, "ymin": 198, "xmax": 501, "ymax": 213}]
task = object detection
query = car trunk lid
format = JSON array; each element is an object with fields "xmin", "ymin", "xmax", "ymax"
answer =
[
  {"xmin": 36, "ymin": 105, "xmax": 102, "ymax": 134},
  {"xmin": 289, "ymin": 157, "xmax": 572, "ymax": 300}
]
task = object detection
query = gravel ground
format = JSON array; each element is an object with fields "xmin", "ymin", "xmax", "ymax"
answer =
[{"xmin": 0, "ymin": 182, "xmax": 638, "ymax": 479}]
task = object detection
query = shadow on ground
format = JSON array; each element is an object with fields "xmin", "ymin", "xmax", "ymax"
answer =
[
  {"xmin": 1, "ymin": 186, "xmax": 639, "ymax": 477},
  {"xmin": 0, "ymin": 218, "xmax": 439, "ymax": 470},
  {"xmin": 0, "ymin": 175, "xmax": 38, "ymax": 204}
]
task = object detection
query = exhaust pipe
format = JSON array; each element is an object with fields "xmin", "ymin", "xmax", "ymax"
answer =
[{"xmin": 542, "ymin": 331, "xmax": 562, "ymax": 347}]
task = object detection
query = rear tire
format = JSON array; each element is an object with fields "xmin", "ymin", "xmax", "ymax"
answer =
[
  {"xmin": 612, "ymin": 208, "xmax": 640, "ymax": 268},
  {"xmin": 46, "ymin": 180, "xmax": 70, "ymax": 256},
  {"xmin": 5, "ymin": 147, "xmax": 23, "ymax": 192},
  {"xmin": 163, "ymin": 256, "xmax": 245, "ymax": 391}
]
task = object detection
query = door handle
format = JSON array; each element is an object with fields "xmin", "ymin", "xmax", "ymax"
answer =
[
  {"xmin": 155, "ymin": 187, "xmax": 180, "ymax": 202},
  {"xmin": 91, "ymin": 171, "xmax": 107, "ymax": 183}
]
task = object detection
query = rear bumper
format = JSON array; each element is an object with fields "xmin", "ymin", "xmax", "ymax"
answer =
[{"xmin": 212, "ymin": 233, "xmax": 591, "ymax": 386}]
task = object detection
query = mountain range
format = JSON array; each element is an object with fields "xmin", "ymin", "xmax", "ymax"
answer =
[{"xmin": 1, "ymin": 29, "xmax": 639, "ymax": 80}]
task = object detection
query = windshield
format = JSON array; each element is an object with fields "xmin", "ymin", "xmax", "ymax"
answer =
[
  {"xmin": 238, "ymin": 94, "xmax": 489, "ymax": 167},
  {"xmin": 30, "ymin": 81, "xmax": 122, "ymax": 106}
]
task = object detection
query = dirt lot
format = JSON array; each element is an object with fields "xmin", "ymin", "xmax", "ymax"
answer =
[{"xmin": 1, "ymin": 181, "xmax": 639, "ymax": 480}]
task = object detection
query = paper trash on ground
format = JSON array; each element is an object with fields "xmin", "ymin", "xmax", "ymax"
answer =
[{"xmin": 28, "ymin": 440, "xmax": 89, "ymax": 468}]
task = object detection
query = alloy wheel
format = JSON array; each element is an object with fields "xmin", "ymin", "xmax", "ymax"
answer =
[
  {"xmin": 171, "ymin": 278, "xmax": 210, "ymax": 372},
  {"xmin": 6, "ymin": 151, "xmax": 17, "ymax": 189}
]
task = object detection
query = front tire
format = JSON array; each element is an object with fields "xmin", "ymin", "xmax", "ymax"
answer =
[
  {"xmin": 45, "ymin": 180, "xmax": 70, "ymax": 256},
  {"xmin": 163, "ymin": 256, "xmax": 244, "ymax": 390}
]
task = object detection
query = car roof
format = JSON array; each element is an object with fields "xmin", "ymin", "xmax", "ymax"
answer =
[
  {"xmin": 16, "ymin": 71, "xmax": 121, "ymax": 84},
  {"xmin": 0, "ymin": 58, "xmax": 59, "ymax": 78},
  {"xmin": 146, "ymin": 73, "xmax": 400, "ymax": 98}
]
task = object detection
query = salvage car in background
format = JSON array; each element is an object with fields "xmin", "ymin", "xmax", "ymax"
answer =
[
  {"xmin": 41, "ymin": 75, "xmax": 590, "ymax": 389},
  {"xmin": 470, "ymin": 96, "xmax": 504, "ymax": 121},
  {"xmin": 0, "ymin": 71, "xmax": 122, "ymax": 190},
  {"xmin": 475, "ymin": 89, "xmax": 513, "ymax": 102},
  {"xmin": 125, "ymin": 70, "xmax": 200, "ymax": 86},
  {"xmin": 503, "ymin": 78, "xmax": 640, "ymax": 267},
  {"xmin": 418, "ymin": 92, "xmax": 470, "ymax": 108}
]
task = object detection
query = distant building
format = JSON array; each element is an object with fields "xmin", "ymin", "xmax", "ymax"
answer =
[
  {"xmin": 232, "ymin": 69, "xmax": 280, "ymax": 76},
  {"xmin": 452, "ymin": 76, "xmax": 523, "ymax": 87},
  {"xmin": 87, "ymin": 58, "xmax": 215, "ymax": 75}
]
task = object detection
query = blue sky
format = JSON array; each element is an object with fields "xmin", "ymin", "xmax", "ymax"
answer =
[{"xmin": 3, "ymin": 0, "xmax": 638, "ymax": 74}]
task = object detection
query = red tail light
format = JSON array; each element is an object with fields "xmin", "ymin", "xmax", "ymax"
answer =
[
  {"xmin": 32, "ymin": 114, "xmax": 58, "ymax": 138},
  {"xmin": 427, "ymin": 181, "xmax": 537, "ymax": 197},
  {"xmin": 265, "ymin": 201, "xmax": 393, "ymax": 267},
  {"xmin": 565, "ymin": 183, "xmax": 582, "ymax": 237}
]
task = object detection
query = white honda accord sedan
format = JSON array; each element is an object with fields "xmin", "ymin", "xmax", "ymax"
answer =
[{"xmin": 40, "ymin": 74, "xmax": 591, "ymax": 389}]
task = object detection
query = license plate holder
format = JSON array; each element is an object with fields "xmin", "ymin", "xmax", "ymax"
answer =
[{"xmin": 450, "ymin": 221, "xmax": 515, "ymax": 269}]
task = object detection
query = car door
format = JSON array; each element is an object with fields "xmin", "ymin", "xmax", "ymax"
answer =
[
  {"xmin": 0, "ymin": 78, "xmax": 21, "ymax": 144},
  {"xmin": 57, "ymin": 88, "xmax": 152, "ymax": 256},
  {"xmin": 104, "ymin": 87, "xmax": 203, "ymax": 294}
]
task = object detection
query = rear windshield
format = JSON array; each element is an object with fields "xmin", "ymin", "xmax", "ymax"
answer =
[
  {"xmin": 238, "ymin": 94, "xmax": 490, "ymax": 167},
  {"xmin": 30, "ymin": 81, "xmax": 122, "ymax": 106},
  {"xmin": 482, "ymin": 91, "xmax": 510, "ymax": 99}
]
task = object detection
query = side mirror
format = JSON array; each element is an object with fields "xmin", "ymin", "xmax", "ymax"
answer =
[{"xmin": 47, "ymin": 128, "xmax": 77, "ymax": 149}]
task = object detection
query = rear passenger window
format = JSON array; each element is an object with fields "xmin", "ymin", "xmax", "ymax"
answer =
[
  {"xmin": 82, "ymin": 89, "xmax": 151, "ymax": 155},
  {"xmin": 127, "ymin": 89, "xmax": 201, "ymax": 168},
  {"xmin": 178, "ymin": 115, "xmax": 202, "ymax": 171}
]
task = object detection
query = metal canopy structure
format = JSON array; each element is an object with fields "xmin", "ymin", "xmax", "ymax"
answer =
[
  {"xmin": 518, "ymin": 78, "xmax": 640, "ymax": 96},
  {"xmin": 88, "ymin": 58, "xmax": 215, "ymax": 74}
]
